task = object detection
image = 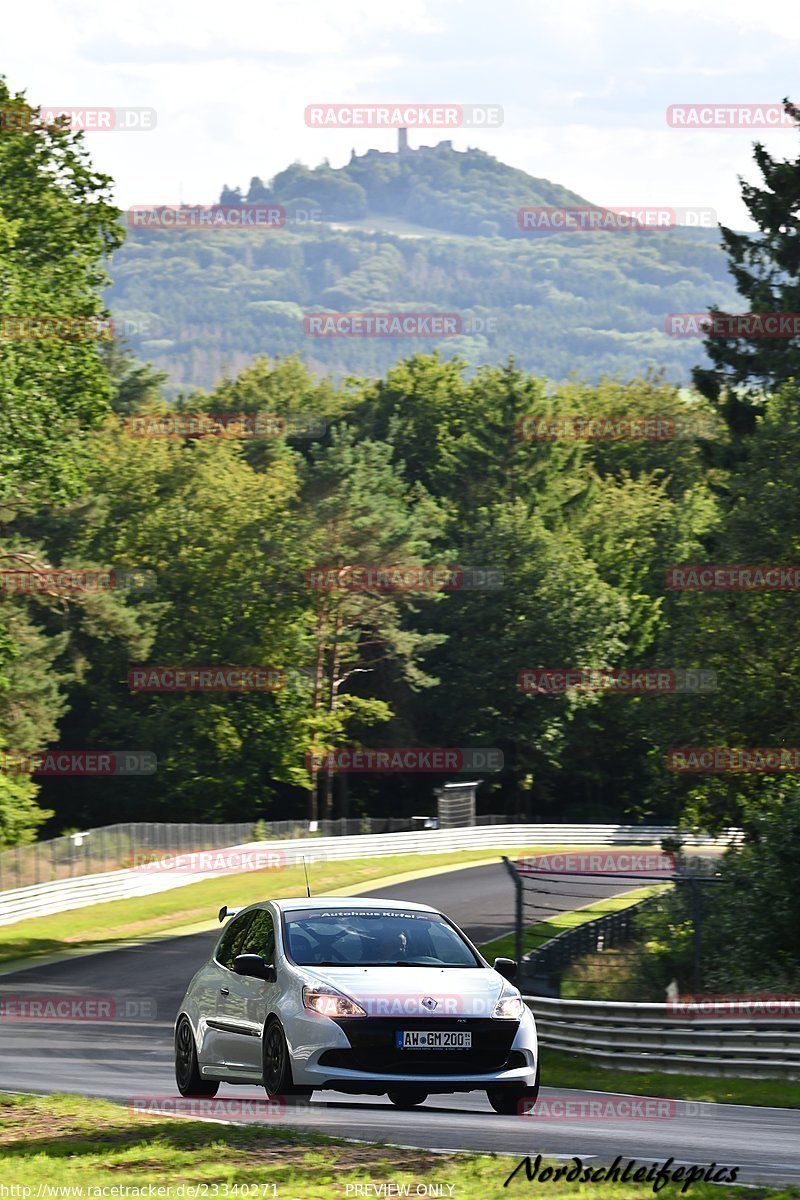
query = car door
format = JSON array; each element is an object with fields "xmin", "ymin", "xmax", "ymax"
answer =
[
  {"xmin": 215, "ymin": 907, "xmax": 279, "ymax": 1074},
  {"xmin": 191, "ymin": 958, "xmax": 228, "ymax": 1070},
  {"xmin": 204, "ymin": 910, "xmax": 256, "ymax": 1071}
]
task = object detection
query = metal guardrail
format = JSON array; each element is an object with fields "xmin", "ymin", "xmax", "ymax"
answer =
[
  {"xmin": 524, "ymin": 994, "xmax": 800, "ymax": 1079},
  {"xmin": 0, "ymin": 824, "xmax": 738, "ymax": 928},
  {"xmin": 0, "ymin": 817, "xmax": 425, "ymax": 892}
]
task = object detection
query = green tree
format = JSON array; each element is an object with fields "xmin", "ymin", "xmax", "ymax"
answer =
[
  {"xmin": 31, "ymin": 418, "xmax": 312, "ymax": 827},
  {"xmin": 0, "ymin": 604, "xmax": 64, "ymax": 846},
  {"xmin": 301, "ymin": 428, "xmax": 447, "ymax": 820},
  {"xmin": 651, "ymin": 382, "xmax": 800, "ymax": 833},
  {"xmin": 355, "ymin": 358, "xmax": 718, "ymax": 818},
  {"xmin": 702, "ymin": 776, "xmax": 800, "ymax": 991},
  {"xmin": 417, "ymin": 499, "xmax": 629, "ymax": 817},
  {"xmin": 0, "ymin": 81, "xmax": 122, "ymax": 508},
  {"xmin": 0, "ymin": 79, "xmax": 122, "ymax": 843},
  {"xmin": 693, "ymin": 98, "xmax": 800, "ymax": 437},
  {"xmin": 101, "ymin": 340, "xmax": 170, "ymax": 415}
]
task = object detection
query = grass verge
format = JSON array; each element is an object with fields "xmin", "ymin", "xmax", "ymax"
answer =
[
  {"xmin": 0, "ymin": 845, "xmax": 552, "ymax": 968},
  {"xmin": 2, "ymin": 843, "xmax": 666, "ymax": 969},
  {"xmin": 0, "ymin": 1092, "xmax": 784, "ymax": 1198},
  {"xmin": 539, "ymin": 1047, "xmax": 800, "ymax": 1109},
  {"xmin": 1, "ymin": 844, "xmax": 506, "ymax": 964}
]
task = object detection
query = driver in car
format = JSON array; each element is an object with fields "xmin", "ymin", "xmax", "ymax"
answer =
[{"xmin": 375, "ymin": 927, "xmax": 410, "ymax": 962}]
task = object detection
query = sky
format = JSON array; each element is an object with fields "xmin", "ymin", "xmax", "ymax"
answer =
[{"xmin": 2, "ymin": 0, "xmax": 799, "ymax": 227}]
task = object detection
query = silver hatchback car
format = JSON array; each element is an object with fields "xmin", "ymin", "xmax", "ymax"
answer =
[{"xmin": 175, "ymin": 896, "xmax": 539, "ymax": 1113}]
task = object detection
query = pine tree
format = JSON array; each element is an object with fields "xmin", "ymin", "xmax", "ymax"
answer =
[{"xmin": 694, "ymin": 98, "xmax": 800, "ymax": 437}]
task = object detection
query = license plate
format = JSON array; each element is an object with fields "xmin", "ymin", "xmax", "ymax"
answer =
[{"xmin": 395, "ymin": 1030, "xmax": 472, "ymax": 1049}]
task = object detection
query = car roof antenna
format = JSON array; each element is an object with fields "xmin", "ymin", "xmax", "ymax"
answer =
[{"xmin": 302, "ymin": 857, "xmax": 311, "ymax": 898}]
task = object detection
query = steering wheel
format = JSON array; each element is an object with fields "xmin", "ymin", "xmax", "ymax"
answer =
[{"xmin": 304, "ymin": 926, "xmax": 361, "ymax": 963}]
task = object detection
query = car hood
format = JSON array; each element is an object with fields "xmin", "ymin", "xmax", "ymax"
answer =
[{"xmin": 298, "ymin": 964, "xmax": 509, "ymax": 1018}]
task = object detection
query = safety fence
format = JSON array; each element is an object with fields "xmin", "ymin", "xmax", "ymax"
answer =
[
  {"xmin": 524, "ymin": 994, "xmax": 800, "ymax": 1079},
  {"xmin": 0, "ymin": 823, "xmax": 736, "ymax": 927},
  {"xmin": 520, "ymin": 891, "xmax": 665, "ymax": 979},
  {"xmin": 505, "ymin": 853, "xmax": 724, "ymax": 996},
  {"xmin": 0, "ymin": 822, "xmax": 255, "ymax": 892},
  {"xmin": 0, "ymin": 817, "xmax": 448, "ymax": 892}
]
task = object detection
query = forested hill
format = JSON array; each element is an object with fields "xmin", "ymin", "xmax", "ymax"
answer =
[
  {"xmin": 105, "ymin": 144, "xmax": 739, "ymax": 393},
  {"xmin": 219, "ymin": 143, "xmax": 592, "ymax": 238}
]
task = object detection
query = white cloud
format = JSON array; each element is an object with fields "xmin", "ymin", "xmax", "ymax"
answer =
[{"xmin": 0, "ymin": 0, "xmax": 794, "ymax": 224}]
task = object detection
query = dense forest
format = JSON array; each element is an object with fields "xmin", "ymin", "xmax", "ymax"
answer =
[{"xmin": 3, "ymin": 77, "xmax": 800, "ymax": 911}]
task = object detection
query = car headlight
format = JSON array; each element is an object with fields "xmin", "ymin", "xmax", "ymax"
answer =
[
  {"xmin": 493, "ymin": 993, "xmax": 524, "ymax": 1020},
  {"xmin": 303, "ymin": 984, "xmax": 366, "ymax": 1018}
]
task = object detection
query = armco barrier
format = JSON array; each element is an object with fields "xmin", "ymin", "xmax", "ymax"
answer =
[
  {"xmin": 0, "ymin": 817, "xmax": 423, "ymax": 892},
  {"xmin": 0, "ymin": 824, "xmax": 738, "ymax": 927},
  {"xmin": 525, "ymin": 994, "xmax": 800, "ymax": 1079}
]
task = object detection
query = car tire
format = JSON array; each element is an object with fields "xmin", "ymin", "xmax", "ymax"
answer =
[
  {"xmin": 486, "ymin": 1061, "xmax": 540, "ymax": 1116},
  {"xmin": 262, "ymin": 1018, "xmax": 313, "ymax": 1098},
  {"xmin": 387, "ymin": 1090, "xmax": 428, "ymax": 1109},
  {"xmin": 175, "ymin": 1016, "xmax": 219, "ymax": 1097}
]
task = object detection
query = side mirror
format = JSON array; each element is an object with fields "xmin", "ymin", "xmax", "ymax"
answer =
[
  {"xmin": 233, "ymin": 953, "xmax": 276, "ymax": 982},
  {"xmin": 493, "ymin": 956, "xmax": 518, "ymax": 983}
]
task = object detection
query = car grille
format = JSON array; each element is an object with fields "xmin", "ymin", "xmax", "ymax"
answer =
[{"xmin": 320, "ymin": 1017, "xmax": 520, "ymax": 1075}]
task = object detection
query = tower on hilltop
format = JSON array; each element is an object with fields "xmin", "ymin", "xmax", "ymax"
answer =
[{"xmin": 398, "ymin": 127, "xmax": 409, "ymax": 155}]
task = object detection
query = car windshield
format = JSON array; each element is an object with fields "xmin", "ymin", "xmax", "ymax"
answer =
[{"xmin": 283, "ymin": 907, "xmax": 480, "ymax": 967}]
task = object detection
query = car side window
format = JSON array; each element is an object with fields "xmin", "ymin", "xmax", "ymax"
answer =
[
  {"xmin": 215, "ymin": 911, "xmax": 255, "ymax": 970},
  {"xmin": 240, "ymin": 909, "xmax": 276, "ymax": 964}
]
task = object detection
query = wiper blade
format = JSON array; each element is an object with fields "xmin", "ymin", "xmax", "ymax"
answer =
[
  {"xmin": 390, "ymin": 960, "xmax": 444, "ymax": 967},
  {"xmin": 308, "ymin": 960, "xmax": 463, "ymax": 968}
]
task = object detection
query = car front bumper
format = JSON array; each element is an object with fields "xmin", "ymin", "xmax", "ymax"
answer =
[{"xmin": 286, "ymin": 1011, "xmax": 539, "ymax": 1093}]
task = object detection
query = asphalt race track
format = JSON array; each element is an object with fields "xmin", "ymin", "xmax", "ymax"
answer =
[
  {"xmin": 1, "ymin": 860, "xmax": 798, "ymax": 1185},
  {"xmin": 371, "ymin": 861, "xmax": 647, "ymax": 944}
]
